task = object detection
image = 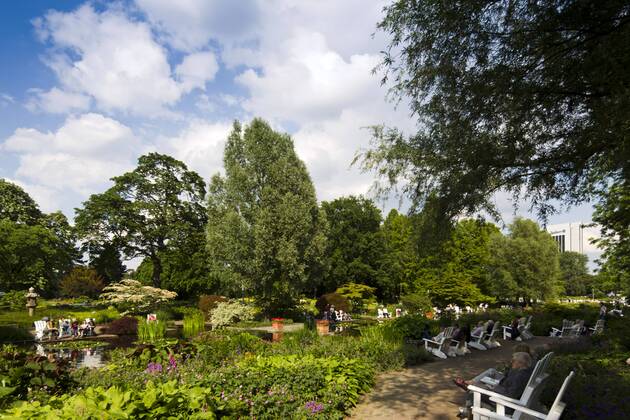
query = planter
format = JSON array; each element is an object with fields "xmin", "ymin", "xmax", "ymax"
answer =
[
  {"xmin": 271, "ymin": 318, "xmax": 284, "ymax": 331},
  {"xmin": 315, "ymin": 320, "xmax": 330, "ymax": 336}
]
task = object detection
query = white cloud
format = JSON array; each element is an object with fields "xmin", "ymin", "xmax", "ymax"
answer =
[
  {"xmin": 152, "ymin": 120, "xmax": 232, "ymax": 180},
  {"xmin": 175, "ymin": 51, "xmax": 219, "ymax": 92},
  {"xmin": 1, "ymin": 93, "xmax": 15, "ymax": 108},
  {"xmin": 32, "ymin": 4, "xmax": 219, "ymax": 117},
  {"xmin": 2, "ymin": 113, "xmax": 140, "ymax": 195},
  {"xmin": 25, "ymin": 87, "xmax": 91, "ymax": 114},
  {"xmin": 134, "ymin": 0, "xmax": 260, "ymax": 51}
]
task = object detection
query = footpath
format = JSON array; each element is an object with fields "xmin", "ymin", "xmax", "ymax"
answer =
[{"xmin": 349, "ymin": 336, "xmax": 556, "ymax": 420}]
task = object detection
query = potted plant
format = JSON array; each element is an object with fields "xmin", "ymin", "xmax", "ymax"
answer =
[
  {"xmin": 271, "ymin": 317, "xmax": 284, "ymax": 331},
  {"xmin": 315, "ymin": 319, "xmax": 330, "ymax": 335}
]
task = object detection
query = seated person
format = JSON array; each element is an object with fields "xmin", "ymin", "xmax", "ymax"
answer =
[
  {"xmin": 485, "ymin": 320, "xmax": 495, "ymax": 335},
  {"xmin": 61, "ymin": 318, "xmax": 71, "ymax": 337},
  {"xmin": 71, "ymin": 320, "xmax": 79, "ymax": 336},
  {"xmin": 454, "ymin": 352, "xmax": 533, "ymax": 413},
  {"xmin": 471, "ymin": 321, "xmax": 485, "ymax": 339},
  {"xmin": 420, "ymin": 324, "xmax": 432, "ymax": 340},
  {"xmin": 507, "ymin": 317, "xmax": 521, "ymax": 340}
]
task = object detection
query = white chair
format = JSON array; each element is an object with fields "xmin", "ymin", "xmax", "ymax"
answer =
[
  {"xmin": 550, "ymin": 319, "xmax": 574, "ymax": 337},
  {"xmin": 469, "ymin": 353, "xmax": 555, "ymax": 420},
  {"xmin": 589, "ymin": 319, "xmax": 605, "ymax": 334},
  {"xmin": 469, "ymin": 327, "xmax": 488, "ymax": 351},
  {"xmin": 472, "ymin": 370, "xmax": 574, "ymax": 420},
  {"xmin": 34, "ymin": 320, "xmax": 48, "ymax": 341},
  {"xmin": 484, "ymin": 322, "xmax": 502, "ymax": 349},
  {"xmin": 377, "ymin": 308, "xmax": 384, "ymax": 319},
  {"xmin": 423, "ymin": 326, "xmax": 455, "ymax": 359},
  {"xmin": 382, "ymin": 308, "xmax": 390, "ymax": 318},
  {"xmin": 520, "ymin": 316, "xmax": 534, "ymax": 340}
]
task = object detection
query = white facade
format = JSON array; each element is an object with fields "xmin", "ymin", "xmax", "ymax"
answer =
[{"xmin": 546, "ymin": 222, "xmax": 601, "ymax": 254}]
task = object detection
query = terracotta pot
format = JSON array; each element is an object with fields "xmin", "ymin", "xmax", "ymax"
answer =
[
  {"xmin": 316, "ymin": 320, "xmax": 330, "ymax": 335},
  {"xmin": 271, "ymin": 321, "xmax": 284, "ymax": 331}
]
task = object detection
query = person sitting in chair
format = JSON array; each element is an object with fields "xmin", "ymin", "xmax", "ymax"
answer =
[{"xmin": 454, "ymin": 352, "xmax": 533, "ymax": 416}]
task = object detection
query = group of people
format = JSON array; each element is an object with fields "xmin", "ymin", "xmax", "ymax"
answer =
[
  {"xmin": 38, "ymin": 316, "xmax": 95, "ymax": 339},
  {"xmin": 322, "ymin": 306, "xmax": 352, "ymax": 323}
]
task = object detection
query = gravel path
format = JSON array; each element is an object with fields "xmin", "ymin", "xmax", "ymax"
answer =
[{"xmin": 349, "ymin": 336, "xmax": 557, "ymax": 420}]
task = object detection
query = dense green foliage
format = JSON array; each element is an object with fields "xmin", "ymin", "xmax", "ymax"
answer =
[
  {"xmin": 378, "ymin": 209, "xmax": 417, "ymax": 301},
  {"xmin": 559, "ymin": 252, "xmax": 591, "ymax": 296},
  {"xmin": 206, "ymin": 120, "xmax": 327, "ymax": 312},
  {"xmin": 59, "ymin": 267, "xmax": 105, "ymax": 298},
  {"xmin": 0, "ymin": 179, "xmax": 42, "ymax": 225},
  {"xmin": 320, "ymin": 196, "xmax": 383, "ymax": 293},
  {"xmin": 488, "ymin": 218, "xmax": 562, "ymax": 300},
  {"xmin": 360, "ymin": 0, "xmax": 629, "ymax": 223},
  {"xmin": 75, "ymin": 153, "xmax": 207, "ymax": 288}
]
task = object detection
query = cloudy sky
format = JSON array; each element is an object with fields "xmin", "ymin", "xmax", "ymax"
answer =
[{"xmin": 0, "ymin": 0, "xmax": 598, "ymax": 257}]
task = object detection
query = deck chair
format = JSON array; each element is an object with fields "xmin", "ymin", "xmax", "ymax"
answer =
[
  {"xmin": 472, "ymin": 371, "xmax": 574, "ymax": 420},
  {"xmin": 34, "ymin": 320, "xmax": 48, "ymax": 341},
  {"xmin": 519, "ymin": 316, "xmax": 534, "ymax": 340},
  {"xmin": 589, "ymin": 319, "xmax": 605, "ymax": 335},
  {"xmin": 484, "ymin": 322, "xmax": 502, "ymax": 349},
  {"xmin": 423, "ymin": 326, "xmax": 455, "ymax": 359},
  {"xmin": 469, "ymin": 352, "xmax": 555, "ymax": 420},
  {"xmin": 377, "ymin": 308, "xmax": 384, "ymax": 319},
  {"xmin": 469, "ymin": 327, "xmax": 488, "ymax": 351},
  {"xmin": 550, "ymin": 319, "xmax": 574, "ymax": 337}
]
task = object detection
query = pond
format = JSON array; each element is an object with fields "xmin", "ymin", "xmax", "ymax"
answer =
[{"xmin": 33, "ymin": 342, "xmax": 110, "ymax": 369}]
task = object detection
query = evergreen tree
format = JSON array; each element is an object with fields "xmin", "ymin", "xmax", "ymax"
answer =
[
  {"xmin": 206, "ymin": 119, "xmax": 327, "ymax": 312},
  {"xmin": 379, "ymin": 209, "xmax": 417, "ymax": 301},
  {"xmin": 559, "ymin": 251, "xmax": 590, "ymax": 296}
]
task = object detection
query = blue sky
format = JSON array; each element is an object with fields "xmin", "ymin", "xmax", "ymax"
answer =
[{"xmin": 0, "ymin": 0, "xmax": 598, "ymax": 254}]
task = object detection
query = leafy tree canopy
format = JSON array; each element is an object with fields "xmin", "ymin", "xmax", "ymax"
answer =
[
  {"xmin": 320, "ymin": 196, "xmax": 383, "ymax": 293},
  {"xmin": 559, "ymin": 251, "xmax": 590, "ymax": 296},
  {"xmin": 206, "ymin": 119, "xmax": 327, "ymax": 312},
  {"xmin": 0, "ymin": 179, "xmax": 42, "ymax": 225},
  {"xmin": 379, "ymin": 209, "xmax": 418, "ymax": 301},
  {"xmin": 75, "ymin": 153, "xmax": 207, "ymax": 288},
  {"xmin": 358, "ymin": 0, "xmax": 630, "ymax": 221}
]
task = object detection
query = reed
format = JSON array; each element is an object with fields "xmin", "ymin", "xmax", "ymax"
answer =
[
  {"xmin": 137, "ymin": 319, "xmax": 166, "ymax": 342},
  {"xmin": 182, "ymin": 311, "xmax": 205, "ymax": 338}
]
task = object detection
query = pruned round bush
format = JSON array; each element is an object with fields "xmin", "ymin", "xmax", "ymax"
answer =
[
  {"xmin": 104, "ymin": 316, "xmax": 138, "ymax": 335},
  {"xmin": 198, "ymin": 294, "xmax": 227, "ymax": 315},
  {"xmin": 400, "ymin": 292, "xmax": 432, "ymax": 314},
  {"xmin": 209, "ymin": 300, "xmax": 256, "ymax": 329},
  {"xmin": 59, "ymin": 267, "xmax": 105, "ymax": 298},
  {"xmin": 315, "ymin": 293, "xmax": 350, "ymax": 316}
]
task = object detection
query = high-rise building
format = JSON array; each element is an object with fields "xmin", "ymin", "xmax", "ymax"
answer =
[{"xmin": 546, "ymin": 222, "xmax": 600, "ymax": 254}]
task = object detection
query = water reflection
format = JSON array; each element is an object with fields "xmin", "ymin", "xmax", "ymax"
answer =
[{"xmin": 34, "ymin": 344, "xmax": 108, "ymax": 369}]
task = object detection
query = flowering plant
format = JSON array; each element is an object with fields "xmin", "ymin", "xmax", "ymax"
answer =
[{"xmin": 100, "ymin": 279, "xmax": 177, "ymax": 313}]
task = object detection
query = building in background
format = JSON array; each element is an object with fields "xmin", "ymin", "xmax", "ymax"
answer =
[{"xmin": 546, "ymin": 222, "xmax": 601, "ymax": 255}]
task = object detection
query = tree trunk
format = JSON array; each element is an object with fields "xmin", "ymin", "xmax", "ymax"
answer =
[{"xmin": 151, "ymin": 257, "xmax": 162, "ymax": 288}]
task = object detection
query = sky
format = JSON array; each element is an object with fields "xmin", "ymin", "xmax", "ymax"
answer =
[{"xmin": 0, "ymin": 1, "xmax": 601, "ymax": 261}]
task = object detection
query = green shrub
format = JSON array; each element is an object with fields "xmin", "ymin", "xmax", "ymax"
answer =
[
  {"xmin": 209, "ymin": 301, "xmax": 256, "ymax": 329},
  {"xmin": 198, "ymin": 294, "xmax": 227, "ymax": 315},
  {"xmin": 59, "ymin": 267, "xmax": 105, "ymax": 298},
  {"xmin": 400, "ymin": 292, "xmax": 432, "ymax": 314},
  {"xmin": 137, "ymin": 320, "xmax": 167, "ymax": 342},
  {"xmin": 183, "ymin": 311, "xmax": 205, "ymax": 338},
  {"xmin": 0, "ymin": 326, "xmax": 33, "ymax": 343},
  {"xmin": 315, "ymin": 293, "xmax": 350, "ymax": 316},
  {"xmin": 104, "ymin": 316, "xmax": 138, "ymax": 335},
  {"xmin": 2, "ymin": 380, "xmax": 219, "ymax": 419},
  {"xmin": 334, "ymin": 283, "xmax": 376, "ymax": 313},
  {"xmin": 0, "ymin": 290, "xmax": 27, "ymax": 310}
]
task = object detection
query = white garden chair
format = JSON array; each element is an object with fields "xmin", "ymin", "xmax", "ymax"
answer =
[
  {"xmin": 550, "ymin": 319, "xmax": 574, "ymax": 337},
  {"xmin": 377, "ymin": 308, "xmax": 384, "ymax": 319},
  {"xmin": 423, "ymin": 326, "xmax": 455, "ymax": 359},
  {"xmin": 469, "ymin": 326, "xmax": 488, "ymax": 350},
  {"xmin": 468, "ymin": 352, "xmax": 555, "ymax": 420},
  {"xmin": 34, "ymin": 320, "xmax": 48, "ymax": 341},
  {"xmin": 589, "ymin": 319, "xmax": 605, "ymax": 334},
  {"xmin": 519, "ymin": 316, "xmax": 534, "ymax": 340},
  {"xmin": 484, "ymin": 322, "xmax": 502, "ymax": 349},
  {"xmin": 472, "ymin": 370, "xmax": 574, "ymax": 420}
]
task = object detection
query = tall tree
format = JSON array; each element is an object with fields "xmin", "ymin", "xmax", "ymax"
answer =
[
  {"xmin": 75, "ymin": 153, "xmax": 207, "ymax": 288},
  {"xmin": 320, "ymin": 196, "xmax": 384, "ymax": 294},
  {"xmin": 0, "ymin": 179, "xmax": 42, "ymax": 224},
  {"xmin": 206, "ymin": 119, "xmax": 327, "ymax": 311},
  {"xmin": 358, "ymin": 1, "xmax": 630, "ymax": 221},
  {"xmin": 379, "ymin": 209, "xmax": 417, "ymax": 301},
  {"xmin": 488, "ymin": 218, "xmax": 562, "ymax": 300},
  {"xmin": 559, "ymin": 251, "xmax": 590, "ymax": 296}
]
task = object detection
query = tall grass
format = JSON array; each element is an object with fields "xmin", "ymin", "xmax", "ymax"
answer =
[
  {"xmin": 182, "ymin": 311, "xmax": 205, "ymax": 338},
  {"xmin": 137, "ymin": 319, "xmax": 166, "ymax": 342}
]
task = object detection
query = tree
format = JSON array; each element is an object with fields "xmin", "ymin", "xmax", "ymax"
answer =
[
  {"xmin": 320, "ymin": 196, "xmax": 383, "ymax": 294},
  {"xmin": 358, "ymin": 1, "xmax": 630, "ymax": 221},
  {"xmin": 0, "ymin": 179, "xmax": 42, "ymax": 224},
  {"xmin": 59, "ymin": 267, "xmax": 105, "ymax": 298},
  {"xmin": 488, "ymin": 218, "xmax": 562, "ymax": 300},
  {"xmin": 100, "ymin": 279, "xmax": 177, "ymax": 313},
  {"xmin": 88, "ymin": 243, "xmax": 126, "ymax": 284},
  {"xmin": 75, "ymin": 153, "xmax": 207, "ymax": 288},
  {"xmin": 379, "ymin": 209, "xmax": 417, "ymax": 301},
  {"xmin": 559, "ymin": 251, "xmax": 590, "ymax": 296},
  {"xmin": 593, "ymin": 180, "xmax": 630, "ymax": 295},
  {"xmin": 206, "ymin": 119, "xmax": 327, "ymax": 312}
]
